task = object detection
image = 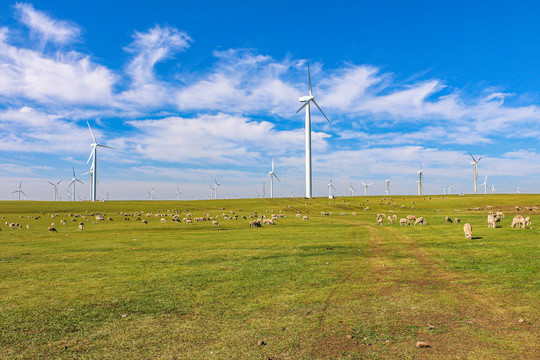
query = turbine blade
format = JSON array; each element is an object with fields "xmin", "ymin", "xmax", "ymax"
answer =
[
  {"xmin": 57, "ymin": 180, "xmax": 62, "ymax": 185},
  {"xmin": 477, "ymin": 157, "xmax": 482, "ymax": 162},
  {"xmin": 21, "ymin": 191, "xmax": 27, "ymax": 196},
  {"xmin": 307, "ymin": 59, "xmax": 312, "ymax": 95},
  {"xmin": 87, "ymin": 121, "xmax": 97, "ymax": 143},
  {"xmin": 72, "ymin": 167, "xmax": 76, "ymax": 177},
  {"xmin": 76, "ymin": 179, "xmax": 84, "ymax": 184},
  {"xmin": 274, "ymin": 173, "xmax": 281, "ymax": 182},
  {"xmin": 87, "ymin": 148, "xmax": 95, "ymax": 164},
  {"xmin": 311, "ymin": 99, "xmax": 330, "ymax": 124},
  {"xmin": 97, "ymin": 144, "xmax": 115, "ymax": 149},
  {"xmin": 296, "ymin": 99, "xmax": 311, "ymax": 114},
  {"xmin": 48, "ymin": 181, "xmax": 55, "ymax": 186},
  {"xmin": 469, "ymin": 152, "xmax": 476, "ymax": 162}
]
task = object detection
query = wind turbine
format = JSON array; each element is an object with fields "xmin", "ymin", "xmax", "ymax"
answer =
[
  {"xmin": 12, "ymin": 182, "xmax": 26, "ymax": 200},
  {"xmin": 296, "ymin": 60, "xmax": 330, "ymax": 198},
  {"xmin": 209, "ymin": 184, "xmax": 215, "ymax": 200},
  {"xmin": 67, "ymin": 187, "xmax": 73, "ymax": 201},
  {"xmin": 328, "ymin": 174, "xmax": 336, "ymax": 199},
  {"xmin": 267, "ymin": 158, "xmax": 280, "ymax": 198},
  {"xmin": 469, "ymin": 152, "xmax": 482, "ymax": 195},
  {"xmin": 481, "ymin": 176, "xmax": 488, "ymax": 195},
  {"xmin": 416, "ymin": 166, "xmax": 423, "ymax": 196},
  {"xmin": 47, "ymin": 180, "xmax": 62, "ymax": 201},
  {"xmin": 176, "ymin": 187, "xmax": 182, "ymax": 200},
  {"xmin": 385, "ymin": 176, "xmax": 390, "ymax": 196},
  {"xmin": 448, "ymin": 184, "xmax": 452, "ymax": 195},
  {"xmin": 148, "ymin": 187, "xmax": 155, "ymax": 200},
  {"xmin": 213, "ymin": 178, "xmax": 221, "ymax": 199},
  {"xmin": 443, "ymin": 187, "xmax": 447, "ymax": 195},
  {"xmin": 349, "ymin": 184, "xmax": 356, "ymax": 197},
  {"xmin": 69, "ymin": 167, "xmax": 83, "ymax": 202},
  {"xmin": 87, "ymin": 121, "xmax": 114, "ymax": 202},
  {"xmin": 361, "ymin": 181, "xmax": 373, "ymax": 196},
  {"xmin": 491, "ymin": 184, "xmax": 495, "ymax": 194}
]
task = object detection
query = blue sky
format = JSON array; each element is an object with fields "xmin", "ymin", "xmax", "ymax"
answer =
[{"xmin": 1, "ymin": 1, "xmax": 540, "ymax": 200}]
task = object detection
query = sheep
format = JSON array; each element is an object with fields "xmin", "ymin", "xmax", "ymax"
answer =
[
  {"xmin": 377, "ymin": 217, "xmax": 383, "ymax": 226},
  {"xmin": 26, "ymin": 224, "xmax": 30, "ymax": 229},
  {"xmin": 78, "ymin": 224, "xmax": 84, "ymax": 231},
  {"xmin": 406, "ymin": 215, "xmax": 416, "ymax": 222},
  {"xmin": 454, "ymin": 218, "xmax": 461, "ymax": 223},
  {"xmin": 392, "ymin": 214, "xmax": 398, "ymax": 221},
  {"xmin": 212, "ymin": 221, "xmax": 220, "ymax": 227},
  {"xmin": 48, "ymin": 226, "xmax": 57, "ymax": 233},
  {"xmin": 185, "ymin": 219, "xmax": 193, "ymax": 225},
  {"xmin": 414, "ymin": 217, "xmax": 427, "ymax": 226},
  {"xmin": 445, "ymin": 216, "xmax": 453, "ymax": 223},
  {"xmin": 387, "ymin": 216, "xmax": 393, "ymax": 224},
  {"xmin": 399, "ymin": 218, "xmax": 410, "ymax": 226},
  {"xmin": 296, "ymin": 214, "xmax": 302, "ymax": 218},
  {"xmin": 303, "ymin": 215, "xmax": 310, "ymax": 221},
  {"xmin": 487, "ymin": 214, "xmax": 501, "ymax": 228},
  {"xmin": 263, "ymin": 219, "xmax": 275, "ymax": 225},
  {"xmin": 142, "ymin": 219, "xmax": 149, "ymax": 224},
  {"xmin": 161, "ymin": 218, "xmax": 166, "ymax": 223},
  {"xmin": 525, "ymin": 216, "xmax": 532, "ymax": 226},
  {"xmin": 249, "ymin": 220, "xmax": 262, "ymax": 228},
  {"xmin": 463, "ymin": 223, "xmax": 472, "ymax": 239},
  {"xmin": 496, "ymin": 211, "xmax": 505, "ymax": 218},
  {"xmin": 511, "ymin": 216, "xmax": 526, "ymax": 229},
  {"xmin": 61, "ymin": 219, "xmax": 66, "ymax": 226}
]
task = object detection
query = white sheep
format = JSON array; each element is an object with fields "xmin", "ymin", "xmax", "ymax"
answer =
[{"xmin": 463, "ymin": 223, "xmax": 473, "ymax": 239}]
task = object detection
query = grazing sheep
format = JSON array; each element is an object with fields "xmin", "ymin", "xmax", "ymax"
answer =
[
  {"xmin": 212, "ymin": 221, "xmax": 220, "ymax": 227},
  {"xmin": 364, "ymin": 207, "xmax": 371, "ymax": 211},
  {"xmin": 496, "ymin": 211, "xmax": 505, "ymax": 218},
  {"xmin": 296, "ymin": 214, "xmax": 302, "ymax": 218},
  {"xmin": 48, "ymin": 226, "xmax": 57, "ymax": 233},
  {"xmin": 511, "ymin": 216, "xmax": 526, "ymax": 229},
  {"xmin": 399, "ymin": 218, "xmax": 410, "ymax": 226},
  {"xmin": 454, "ymin": 218, "xmax": 461, "ymax": 223},
  {"xmin": 377, "ymin": 217, "xmax": 383, "ymax": 226},
  {"xmin": 445, "ymin": 216, "xmax": 452, "ymax": 223},
  {"xmin": 78, "ymin": 224, "xmax": 84, "ymax": 231},
  {"xmin": 463, "ymin": 223, "xmax": 473, "ymax": 239},
  {"xmin": 26, "ymin": 224, "xmax": 30, "ymax": 229},
  {"xmin": 392, "ymin": 215, "xmax": 398, "ymax": 221},
  {"xmin": 487, "ymin": 214, "xmax": 501, "ymax": 228},
  {"xmin": 525, "ymin": 216, "xmax": 532, "ymax": 226},
  {"xmin": 414, "ymin": 217, "xmax": 427, "ymax": 226},
  {"xmin": 249, "ymin": 220, "xmax": 262, "ymax": 228},
  {"xmin": 387, "ymin": 216, "xmax": 393, "ymax": 224},
  {"xmin": 142, "ymin": 219, "xmax": 149, "ymax": 224},
  {"xmin": 303, "ymin": 215, "xmax": 310, "ymax": 221},
  {"xmin": 185, "ymin": 219, "xmax": 193, "ymax": 225},
  {"xmin": 161, "ymin": 218, "xmax": 166, "ymax": 223},
  {"xmin": 61, "ymin": 219, "xmax": 66, "ymax": 226}
]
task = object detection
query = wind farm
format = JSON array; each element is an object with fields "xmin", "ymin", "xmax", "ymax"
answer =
[{"xmin": 1, "ymin": 2, "xmax": 539, "ymax": 359}]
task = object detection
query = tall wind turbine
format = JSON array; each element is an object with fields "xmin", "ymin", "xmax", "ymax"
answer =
[
  {"xmin": 349, "ymin": 184, "xmax": 356, "ymax": 197},
  {"xmin": 176, "ymin": 187, "xmax": 182, "ymax": 200},
  {"xmin": 12, "ymin": 182, "xmax": 26, "ymax": 200},
  {"xmin": 296, "ymin": 60, "xmax": 330, "ymax": 198},
  {"xmin": 448, "ymin": 184, "xmax": 453, "ymax": 195},
  {"xmin": 416, "ymin": 166, "xmax": 423, "ymax": 196},
  {"xmin": 267, "ymin": 158, "xmax": 280, "ymax": 198},
  {"xmin": 481, "ymin": 176, "xmax": 488, "ymax": 195},
  {"xmin": 328, "ymin": 174, "xmax": 336, "ymax": 199},
  {"xmin": 469, "ymin": 152, "xmax": 482, "ymax": 195},
  {"xmin": 361, "ymin": 181, "xmax": 373, "ymax": 196},
  {"xmin": 69, "ymin": 167, "xmax": 83, "ymax": 202},
  {"xmin": 385, "ymin": 176, "xmax": 390, "ymax": 196},
  {"xmin": 87, "ymin": 121, "xmax": 114, "ymax": 202},
  {"xmin": 491, "ymin": 184, "xmax": 495, "ymax": 194},
  {"xmin": 209, "ymin": 184, "xmax": 215, "ymax": 200},
  {"xmin": 48, "ymin": 180, "xmax": 62, "ymax": 201},
  {"xmin": 148, "ymin": 187, "xmax": 155, "ymax": 200}
]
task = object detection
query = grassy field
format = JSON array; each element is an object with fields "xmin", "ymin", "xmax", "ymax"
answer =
[{"xmin": 1, "ymin": 194, "xmax": 539, "ymax": 359}]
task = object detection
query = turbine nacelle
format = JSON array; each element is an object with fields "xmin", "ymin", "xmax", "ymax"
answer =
[{"xmin": 299, "ymin": 95, "xmax": 313, "ymax": 102}]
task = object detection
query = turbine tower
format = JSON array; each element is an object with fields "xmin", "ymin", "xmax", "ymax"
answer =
[
  {"xmin": 328, "ymin": 174, "xmax": 336, "ymax": 199},
  {"xmin": 267, "ymin": 158, "xmax": 280, "ymax": 198},
  {"xmin": 69, "ymin": 167, "xmax": 83, "ymax": 202},
  {"xmin": 385, "ymin": 176, "xmax": 390, "ymax": 196},
  {"xmin": 87, "ymin": 122, "xmax": 114, "ymax": 202},
  {"xmin": 296, "ymin": 60, "xmax": 330, "ymax": 198},
  {"xmin": 361, "ymin": 181, "xmax": 373, "ymax": 196},
  {"xmin": 12, "ymin": 182, "xmax": 26, "ymax": 200},
  {"xmin": 469, "ymin": 152, "xmax": 482, "ymax": 195},
  {"xmin": 417, "ymin": 166, "xmax": 423, "ymax": 196},
  {"xmin": 491, "ymin": 184, "xmax": 495, "ymax": 194},
  {"xmin": 176, "ymin": 187, "xmax": 182, "ymax": 200},
  {"xmin": 349, "ymin": 184, "xmax": 356, "ymax": 197},
  {"xmin": 48, "ymin": 180, "xmax": 62, "ymax": 201}
]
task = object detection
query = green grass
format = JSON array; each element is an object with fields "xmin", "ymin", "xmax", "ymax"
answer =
[{"xmin": 0, "ymin": 195, "xmax": 539, "ymax": 359}]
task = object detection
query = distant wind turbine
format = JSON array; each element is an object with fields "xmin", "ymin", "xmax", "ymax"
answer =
[
  {"xmin": 12, "ymin": 182, "xmax": 26, "ymax": 200},
  {"xmin": 87, "ymin": 121, "xmax": 114, "ymax": 202},
  {"xmin": 481, "ymin": 176, "xmax": 488, "ymax": 195},
  {"xmin": 349, "ymin": 184, "xmax": 356, "ymax": 197},
  {"xmin": 491, "ymin": 184, "xmax": 495, "ymax": 194},
  {"xmin": 48, "ymin": 180, "xmax": 62, "ymax": 201},
  {"xmin": 469, "ymin": 152, "xmax": 482, "ymax": 195},
  {"xmin": 176, "ymin": 187, "xmax": 182, "ymax": 200},
  {"xmin": 267, "ymin": 158, "xmax": 280, "ymax": 198},
  {"xmin": 361, "ymin": 181, "xmax": 373, "ymax": 196},
  {"xmin": 385, "ymin": 176, "xmax": 390, "ymax": 196},
  {"xmin": 416, "ymin": 165, "xmax": 423, "ymax": 196},
  {"xmin": 328, "ymin": 174, "xmax": 336, "ymax": 199},
  {"xmin": 148, "ymin": 187, "xmax": 155, "ymax": 200},
  {"xmin": 296, "ymin": 60, "xmax": 330, "ymax": 198},
  {"xmin": 69, "ymin": 167, "xmax": 83, "ymax": 202},
  {"xmin": 213, "ymin": 178, "xmax": 221, "ymax": 199}
]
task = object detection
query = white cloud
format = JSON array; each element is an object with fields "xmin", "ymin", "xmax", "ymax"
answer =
[{"xmin": 15, "ymin": 3, "xmax": 81, "ymax": 45}]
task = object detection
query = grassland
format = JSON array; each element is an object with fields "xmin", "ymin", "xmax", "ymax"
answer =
[{"xmin": 1, "ymin": 194, "xmax": 539, "ymax": 359}]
